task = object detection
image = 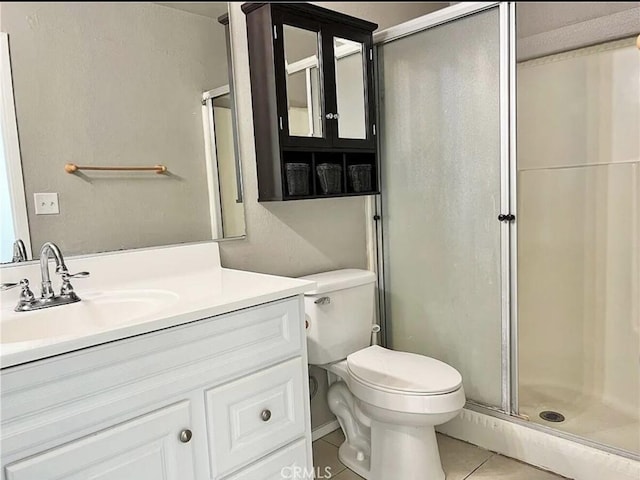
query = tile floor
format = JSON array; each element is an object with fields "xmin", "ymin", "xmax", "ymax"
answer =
[{"xmin": 313, "ymin": 429, "xmax": 567, "ymax": 480}]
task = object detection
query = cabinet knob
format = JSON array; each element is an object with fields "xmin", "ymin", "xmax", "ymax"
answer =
[
  {"xmin": 179, "ymin": 429, "xmax": 193, "ymax": 443},
  {"xmin": 325, "ymin": 113, "xmax": 334, "ymax": 120},
  {"xmin": 261, "ymin": 409, "xmax": 272, "ymax": 422}
]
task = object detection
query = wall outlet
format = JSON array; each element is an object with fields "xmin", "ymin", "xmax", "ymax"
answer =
[{"xmin": 34, "ymin": 192, "xmax": 60, "ymax": 215}]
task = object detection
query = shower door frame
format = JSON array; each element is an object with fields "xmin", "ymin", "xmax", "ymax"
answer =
[
  {"xmin": 372, "ymin": 0, "xmax": 640, "ymax": 461},
  {"xmin": 372, "ymin": 0, "xmax": 516, "ymax": 415}
]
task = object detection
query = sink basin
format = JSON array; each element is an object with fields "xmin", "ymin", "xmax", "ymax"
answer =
[{"xmin": 1, "ymin": 289, "xmax": 180, "ymax": 344}]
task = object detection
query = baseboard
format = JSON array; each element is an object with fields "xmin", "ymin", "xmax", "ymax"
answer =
[
  {"xmin": 312, "ymin": 420, "xmax": 340, "ymax": 442},
  {"xmin": 437, "ymin": 408, "xmax": 640, "ymax": 480}
]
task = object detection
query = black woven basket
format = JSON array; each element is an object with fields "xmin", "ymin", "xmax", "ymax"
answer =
[
  {"xmin": 348, "ymin": 164, "xmax": 372, "ymax": 192},
  {"xmin": 316, "ymin": 163, "xmax": 342, "ymax": 194},
  {"xmin": 285, "ymin": 163, "xmax": 310, "ymax": 196}
]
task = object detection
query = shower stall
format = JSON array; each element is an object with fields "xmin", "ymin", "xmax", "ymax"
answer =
[{"xmin": 374, "ymin": 0, "xmax": 639, "ymax": 467}]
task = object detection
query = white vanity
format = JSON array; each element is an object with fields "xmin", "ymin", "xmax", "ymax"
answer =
[{"xmin": 0, "ymin": 243, "xmax": 315, "ymax": 480}]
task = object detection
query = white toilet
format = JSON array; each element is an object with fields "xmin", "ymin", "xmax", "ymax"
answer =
[{"xmin": 301, "ymin": 269, "xmax": 465, "ymax": 480}]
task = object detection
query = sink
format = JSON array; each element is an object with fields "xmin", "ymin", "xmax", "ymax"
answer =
[{"xmin": 1, "ymin": 289, "xmax": 179, "ymax": 344}]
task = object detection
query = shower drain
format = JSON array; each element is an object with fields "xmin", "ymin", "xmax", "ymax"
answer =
[{"xmin": 539, "ymin": 411, "xmax": 565, "ymax": 422}]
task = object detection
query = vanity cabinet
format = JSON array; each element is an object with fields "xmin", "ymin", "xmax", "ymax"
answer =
[
  {"xmin": 242, "ymin": 3, "xmax": 379, "ymax": 201},
  {"xmin": 0, "ymin": 297, "xmax": 312, "ymax": 480}
]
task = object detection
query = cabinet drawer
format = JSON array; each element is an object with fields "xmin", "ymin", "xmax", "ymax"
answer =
[
  {"xmin": 206, "ymin": 358, "xmax": 307, "ymax": 478},
  {"xmin": 225, "ymin": 439, "xmax": 310, "ymax": 480},
  {"xmin": 4, "ymin": 401, "xmax": 195, "ymax": 480}
]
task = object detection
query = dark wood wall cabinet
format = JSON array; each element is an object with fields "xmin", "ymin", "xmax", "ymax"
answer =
[{"xmin": 242, "ymin": 3, "xmax": 379, "ymax": 201}]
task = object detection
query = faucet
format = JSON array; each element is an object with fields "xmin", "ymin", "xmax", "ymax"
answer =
[
  {"xmin": 12, "ymin": 239, "xmax": 28, "ymax": 262},
  {"xmin": 1, "ymin": 242, "xmax": 90, "ymax": 312},
  {"xmin": 40, "ymin": 241, "xmax": 68, "ymax": 298}
]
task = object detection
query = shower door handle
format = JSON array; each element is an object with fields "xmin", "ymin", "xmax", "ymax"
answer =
[{"xmin": 498, "ymin": 214, "xmax": 515, "ymax": 222}]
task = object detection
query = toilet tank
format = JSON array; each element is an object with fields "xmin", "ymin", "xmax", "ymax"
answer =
[{"xmin": 300, "ymin": 269, "xmax": 376, "ymax": 365}]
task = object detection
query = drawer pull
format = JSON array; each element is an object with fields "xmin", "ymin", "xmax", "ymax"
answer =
[
  {"xmin": 179, "ymin": 429, "xmax": 192, "ymax": 443},
  {"xmin": 261, "ymin": 409, "xmax": 272, "ymax": 422},
  {"xmin": 314, "ymin": 296, "xmax": 330, "ymax": 305}
]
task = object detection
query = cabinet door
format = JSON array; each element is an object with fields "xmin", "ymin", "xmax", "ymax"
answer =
[
  {"xmin": 274, "ymin": 12, "xmax": 329, "ymax": 148},
  {"xmin": 4, "ymin": 402, "xmax": 195, "ymax": 480},
  {"xmin": 205, "ymin": 357, "xmax": 307, "ymax": 478},
  {"xmin": 324, "ymin": 25, "xmax": 376, "ymax": 149}
]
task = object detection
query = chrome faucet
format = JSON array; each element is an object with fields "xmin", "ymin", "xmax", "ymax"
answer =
[
  {"xmin": 1, "ymin": 242, "xmax": 90, "ymax": 312},
  {"xmin": 40, "ymin": 241, "xmax": 68, "ymax": 299},
  {"xmin": 12, "ymin": 239, "xmax": 28, "ymax": 262}
]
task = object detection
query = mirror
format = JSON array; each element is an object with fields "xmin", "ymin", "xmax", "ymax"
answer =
[
  {"xmin": 0, "ymin": 2, "xmax": 246, "ymax": 264},
  {"xmin": 282, "ymin": 27, "xmax": 368, "ymax": 140},
  {"xmin": 334, "ymin": 37, "xmax": 367, "ymax": 140},
  {"xmin": 283, "ymin": 24, "xmax": 324, "ymax": 138}
]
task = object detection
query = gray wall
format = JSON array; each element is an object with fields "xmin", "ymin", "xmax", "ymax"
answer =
[
  {"xmin": 1, "ymin": 2, "xmax": 229, "ymax": 256},
  {"xmin": 516, "ymin": 2, "xmax": 638, "ymax": 38},
  {"xmin": 516, "ymin": 2, "xmax": 640, "ymax": 60}
]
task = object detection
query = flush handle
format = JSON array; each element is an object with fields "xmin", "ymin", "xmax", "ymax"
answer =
[{"xmin": 314, "ymin": 296, "xmax": 330, "ymax": 305}]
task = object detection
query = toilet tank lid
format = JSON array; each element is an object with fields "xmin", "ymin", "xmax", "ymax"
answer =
[{"xmin": 299, "ymin": 269, "xmax": 376, "ymax": 295}]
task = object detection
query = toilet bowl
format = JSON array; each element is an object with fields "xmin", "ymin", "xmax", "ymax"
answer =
[{"xmin": 301, "ymin": 269, "xmax": 465, "ymax": 480}]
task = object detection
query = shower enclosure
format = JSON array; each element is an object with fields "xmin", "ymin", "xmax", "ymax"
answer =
[{"xmin": 375, "ymin": 1, "xmax": 639, "ymax": 460}]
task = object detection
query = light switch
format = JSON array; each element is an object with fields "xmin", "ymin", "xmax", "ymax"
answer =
[{"xmin": 34, "ymin": 193, "xmax": 60, "ymax": 215}]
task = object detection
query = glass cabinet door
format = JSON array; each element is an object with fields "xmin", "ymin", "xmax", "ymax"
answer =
[
  {"xmin": 325, "ymin": 28, "xmax": 375, "ymax": 149},
  {"xmin": 334, "ymin": 37, "xmax": 367, "ymax": 139},
  {"xmin": 275, "ymin": 18, "xmax": 375, "ymax": 149},
  {"xmin": 279, "ymin": 22, "xmax": 326, "ymax": 144}
]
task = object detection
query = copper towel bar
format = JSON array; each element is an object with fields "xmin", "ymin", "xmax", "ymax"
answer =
[{"xmin": 64, "ymin": 163, "xmax": 167, "ymax": 174}]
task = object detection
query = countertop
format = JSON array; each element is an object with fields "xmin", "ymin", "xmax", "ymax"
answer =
[{"xmin": 0, "ymin": 243, "xmax": 315, "ymax": 368}]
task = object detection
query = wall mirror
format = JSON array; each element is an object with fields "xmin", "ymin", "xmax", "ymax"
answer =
[{"xmin": 0, "ymin": 2, "xmax": 246, "ymax": 265}]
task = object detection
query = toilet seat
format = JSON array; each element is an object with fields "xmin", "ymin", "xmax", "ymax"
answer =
[
  {"xmin": 343, "ymin": 346, "xmax": 466, "ymax": 415},
  {"xmin": 347, "ymin": 345, "xmax": 462, "ymax": 395}
]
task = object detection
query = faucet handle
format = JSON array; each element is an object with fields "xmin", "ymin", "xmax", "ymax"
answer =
[
  {"xmin": 18, "ymin": 279, "xmax": 35, "ymax": 302},
  {"xmin": 61, "ymin": 271, "xmax": 90, "ymax": 279},
  {"xmin": 59, "ymin": 271, "xmax": 89, "ymax": 296},
  {"xmin": 2, "ymin": 279, "xmax": 35, "ymax": 301},
  {"xmin": 1, "ymin": 281, "xmax": 20, "ymax": 291}
]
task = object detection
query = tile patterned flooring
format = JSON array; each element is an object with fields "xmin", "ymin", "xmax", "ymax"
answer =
[{"xmin": 313, "ymin": 429, "xmax": 567, "ymax": 480}]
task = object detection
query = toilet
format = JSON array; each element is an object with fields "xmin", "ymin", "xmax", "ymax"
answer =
[{"xmin": 301, "ymin": 269, "xmax": 465, "ymax": 480}]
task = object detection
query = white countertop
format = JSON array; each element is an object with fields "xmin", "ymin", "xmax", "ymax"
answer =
[{"xmin": 0, "ymin": 243, "xmax": 315, "ymax": 368}]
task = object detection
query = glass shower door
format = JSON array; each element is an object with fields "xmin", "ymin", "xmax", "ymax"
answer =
[{"xmin": 377, "ymin": 7, "xmax": 504, "ymax": 407}]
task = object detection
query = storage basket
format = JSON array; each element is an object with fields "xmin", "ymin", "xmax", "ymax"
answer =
[
  {"xmin": 316, "ymin": 163, "xmax": 343, "ymax": 194},
  {"xmin": 348, "ymin": 164, "xmax": 372, "ymax": 192},
  {"xmin": 285, "ymin": 163, "xmax": 310, "ymax": 196}
]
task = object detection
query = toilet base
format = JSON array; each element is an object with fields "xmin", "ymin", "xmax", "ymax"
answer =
[
  {"xmin": 337, "ymin": 441, "xmax": 371, "ymax": 479},
  {"xmin": 369, "ymin": 419, "xmax": 445, "ymax": 480},
  {"xmin": 335, "ymin": 420, "xmax": 446, "ymax": 480}
]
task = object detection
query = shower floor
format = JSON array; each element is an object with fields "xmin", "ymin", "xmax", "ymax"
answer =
[{"xmin": 519, "ymin": 384, "xmax": 639, "ymax": 454}]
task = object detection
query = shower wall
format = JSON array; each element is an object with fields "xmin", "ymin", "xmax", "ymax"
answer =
[{"xmin": 517, "ymin": 39, "xmax": 639, "ymax": 419}]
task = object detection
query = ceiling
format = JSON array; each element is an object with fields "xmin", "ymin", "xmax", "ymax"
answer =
[{"xmin": 155, "ymin": 2, "xmax": 228, "ymax": 20}]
